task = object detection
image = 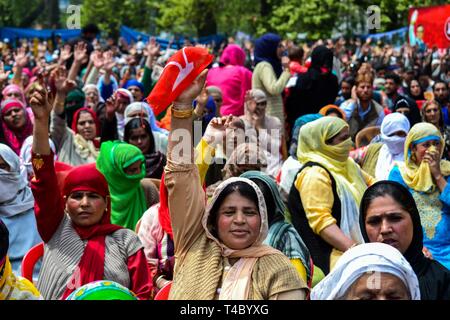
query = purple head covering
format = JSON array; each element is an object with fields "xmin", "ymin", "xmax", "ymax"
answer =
[{"xmin": 254, "ymin": 33, "xmax": 282, "ymax": 77}]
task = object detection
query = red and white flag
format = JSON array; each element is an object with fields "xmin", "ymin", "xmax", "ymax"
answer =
[{"xmin": 146, "ymin": 46, "xmax": 214, "ymax": 116}]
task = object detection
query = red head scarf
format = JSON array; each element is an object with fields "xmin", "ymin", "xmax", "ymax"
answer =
[
  {"xmin": 158, "ymin": 172, "xmax": 173, "ymax": 239},
  {"xmin": 71, "ymin": 107, "xmax": 100, "ymax": 137},
  {"xmin": 146, "ymin": 47, "xmax": 214, "ymax": 116},
  {"xmin": 0, "ymin": 99, "xmax": 33, "ymax": 155},
  {"xmin": 61, "ymin": 163, "xmax": 123, "ymax": 299}
]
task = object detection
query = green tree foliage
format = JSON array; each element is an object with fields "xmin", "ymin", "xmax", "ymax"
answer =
[
  {"xmin": 2, "ymin": 0, "xmax": 448, "ymax": 40},
  {"xmin": 156, "ymin": 0, "xmax": 257, "ymax": 37},
  {"xmin": 81, "ymin": 0, "xmax": 158, "ymax": 38},
  {"xmin": 0, "ymin": 0, "xmax": 46, "ymax": 28}
]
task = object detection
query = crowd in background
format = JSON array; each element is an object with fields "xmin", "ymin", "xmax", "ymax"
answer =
[{"xmin": 1, "ymin": 23, "xmax": 450, "ymax": 300}]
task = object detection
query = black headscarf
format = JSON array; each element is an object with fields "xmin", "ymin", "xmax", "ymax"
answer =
[
  {"xmin": 124, "ymin": 118, "xmax": 166, "ymax": 179},
  {"xmin": 360, "ymin": 180, "xmax": 450, "ymax": 300},
  {"xmin": 307, "ymin": 45, "xmax": 334, "ymax": 83},
  {"xmin": 285, "ymin": 45, "xmax": 338, "ymax": 129},
  {"xmin": 393, "ymin": 96, "xmax": 421, "ymax": 127},
  {"xmin": 406, "ymin": 82, "xmax": 425, "ymax": 101}
]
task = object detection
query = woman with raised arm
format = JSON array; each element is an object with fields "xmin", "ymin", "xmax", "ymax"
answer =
[
  {"xmin": 49, "ymin": 67, "xmax": 101, "ymax": 166},
  {"xmin": 165, "ymin": 69, "xmax": 307, "ymax": 300},
  {"xmin": 28, "ymin": 83, "xmax": 152, "ymax": 300}
]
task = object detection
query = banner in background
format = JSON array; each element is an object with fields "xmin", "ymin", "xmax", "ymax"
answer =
[
  {"xmin": 363, "ymin": 27, "xmax": 407, "ymax": 48},
  {"xmin": 408, "ymin": 4, "xmax": 450, "ymax": 49}
]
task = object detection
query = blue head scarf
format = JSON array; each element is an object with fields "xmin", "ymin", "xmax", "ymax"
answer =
[
  {"xmin": 124, "ymin": 79, "xmax": 145, "ymax": 95},
  {"xmin": 254, "ymin": 33, "xmax": 283, "ymax": 77},
  {"xmin": 202, "ymin": 96, "xmax": 216, "ymax": 134}
]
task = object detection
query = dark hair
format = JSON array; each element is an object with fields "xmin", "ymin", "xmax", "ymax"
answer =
[
  {"xmin": 288, "ymin": 46, "xmax": 304, "ymax": 62},
  {"xmin": 385, "ymin": 72, "xmax": 401, "ymax": 85},
  {"xmin": 359, "ymin": 181, "xmax": 424, "ymax": 268},
  {"xmin": 325, "ymin": 108, "xmax": 344, "ymax": 119},
  {"xmin": 0, "ymin": 219, "xmax": 9, "ymax": 262},
  {"xmin": 341, "ymin": 76, "xmax": 355, "ymax": 87},
  {"xmin": 82, "ymin": 24, "xmax": 100, "ymax": 35},
  {"xmin": 433, "ymin": 80, "xmax": 448, "ymax": 91},
  {"xmin": 360, "ymin": 181, "xmax": 419, "ymax": 225},
  {"xmin": 208, "ymin": 181, "xmax": 260, "ymax": 238},
  {"xmin": 124, "ymin": 118, "xmax": 155, "ymax": 154}
]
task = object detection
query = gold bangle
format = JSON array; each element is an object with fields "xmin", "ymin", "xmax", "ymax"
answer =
[{"xmin": 172, "ymin": 107, "xmax": 193, "ymax": 119}]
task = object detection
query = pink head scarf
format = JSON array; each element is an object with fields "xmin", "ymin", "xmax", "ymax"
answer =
[
  {"xmin": 2, "ymin": 84, "xmax": 26, "ymax": 105},
  {"xmin": 219, "ymin": 44, "xmax": 246, "ymax": 67}
]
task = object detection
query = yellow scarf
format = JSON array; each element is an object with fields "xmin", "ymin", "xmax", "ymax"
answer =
[
  {"xmin": 0, "ymin": 257, "xmax": 42, "ymax": 300},
  {"xmin": 399, "ymin": 123, "xmax": 450, "ymax": 193},
  {"xmin": 296, "ymin": 116, "xmax": 368, "ymax": 205}
]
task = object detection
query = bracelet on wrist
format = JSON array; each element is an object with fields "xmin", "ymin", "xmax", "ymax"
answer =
[
  {"xmin": 172, "ymin": 107, "xmax": 193, "ymax": 119},
  {"xmin": 173, "ymin": 101, "xmax": 193, "ymax": 109}
]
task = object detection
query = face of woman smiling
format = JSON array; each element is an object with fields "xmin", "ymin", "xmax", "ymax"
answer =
[{"xmin": 216, "ymin": 191, "xmax": 261, "ymax": 250}]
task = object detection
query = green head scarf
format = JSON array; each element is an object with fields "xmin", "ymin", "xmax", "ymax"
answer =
[
  {"xmin": 240, "ymin": 170, "xmax": 290, "ymax": 224},
  {"xmin": 65, "ymin": 88, "xmax": 86, "ymax": 126},
  {"xmin": 96, "ymin": 141, "xmax": 147, "ymax": 230}
]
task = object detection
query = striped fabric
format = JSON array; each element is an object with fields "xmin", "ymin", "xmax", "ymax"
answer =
[{"xmin": 37, "ymin": 214, "xmax": 143, "ymax": 300}]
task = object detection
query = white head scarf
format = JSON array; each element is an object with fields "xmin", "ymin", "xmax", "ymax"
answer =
[
  {"xmin": 19, "ymin": 136, "xmax": 57, "ymax": 181},
  {"xmin": 124, "ymin": 102, "xmax": 169, "ymax": 136},
  {"xmin": 115, "ymin": 88, "xmax": 134, "ymax": 140},
  {"xmin": 124, "ymin": 102, "xmax": 152, "ymax": 125},
  {"xmin": 375, "ymin": 113, "xmax": 410, "ymax": 180},
  {"xmin": 0, "ymin": 143, "xmax": 35, "ymax": 217},
  {"xmin": 310, "ymin": 243, "xmax": 420, "ymax": 300},
  {"xmin": 82, "ymin": 84, "xmax": 105, "ymax": 104}
]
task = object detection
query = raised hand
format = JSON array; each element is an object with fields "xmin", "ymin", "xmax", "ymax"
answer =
[
  {"xmin": 423, "ymin": 146, "xmax": 442, "ymax": 180},
  {"xmin": 73, "ymin": 41, "xmax": 88, "ymax": 64},
  {"xmin": 102, "ymin": 50, "xmax": 116, "ymax": 72},
  {"xmin": 29, "ymin": 80, "xmax": 53, "ymax": 121},
  {"xmin": 14, "ymin": 47, "xmax": 29, "ymax": 68},
  {"xmin": 174, "ymin": 69, "xmax": 208, "ymax": 107},
  {"xmin": 105, "ymin": 95, "xmax": 118, "ymax": 120},
  {"xmin": 147, "ymin": 37, "xmax": 161, "ymax": 57},
  {"xmin": 196, "ymin": 86, "xmax": 209, "ymax": 107},
  {"xmin": 203, "ymin": 115, "xmax": 234, "ymax": 147},
  {"xmin": 59, "ymin": 44, "xmax": 73, "ymax": 63},
  {"xmin": 52, "ymin": 66, "xmax": 77, "ymax": 94},
  {"xmin": 91, "ymin": 50, "xmax": 104, "ymax": 69}
]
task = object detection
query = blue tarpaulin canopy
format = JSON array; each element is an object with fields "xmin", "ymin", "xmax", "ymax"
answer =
[
  {"xmin": 0, "ymin": 27, "xmax": 81, "ymax": 41},
  {"xmin": 119, "ymin": 26, "xmax": 225, "ymax": 50}
]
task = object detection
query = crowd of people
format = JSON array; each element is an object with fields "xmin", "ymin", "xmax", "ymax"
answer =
[{"xmin": 1, "ymin": 23, "xmax": 450, "ymax": 300}]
